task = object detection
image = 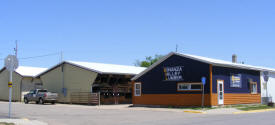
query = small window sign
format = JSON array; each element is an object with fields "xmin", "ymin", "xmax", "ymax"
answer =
[
  {"xmin": 230, "ymin": 74, "xmax": 242, "ymax": 88},
  {"xmin": 164, "ymin": 66, "xmax": 184, "ymax": 81},
  {"xmin": 177, "ymin": 83, "xmax": 202, "ymax": 91}
]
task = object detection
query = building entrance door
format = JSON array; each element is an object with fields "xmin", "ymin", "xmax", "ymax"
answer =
[{"xmin": 217, "ymin": 80, "xmax": 224, "ymax": 105}]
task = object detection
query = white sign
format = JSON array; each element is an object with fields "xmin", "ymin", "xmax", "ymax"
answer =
[
  {"xmin": 164, "ymin": 66, "xmax": 184, "ymax": 81},
  {"xmin": 263, "ymin": 71, "xmax": 269, "ymax": 82},
  {"xmin": 5, "ymin": 55, "xmax": 18, "ymax": 72}
]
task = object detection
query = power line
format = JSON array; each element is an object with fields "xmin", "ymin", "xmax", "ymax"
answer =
[
  {"xmin": 19, "ymin": 52, "xmax": 61, "ymax": 60},
  {"xmin": 0, "ymin": 52, "xmax": 62, "ymax": 61}
]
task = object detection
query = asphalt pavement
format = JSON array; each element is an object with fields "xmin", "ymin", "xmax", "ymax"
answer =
[{"xmin": 0, "ymin": 102, "xmax": 275, "ymax": 125}]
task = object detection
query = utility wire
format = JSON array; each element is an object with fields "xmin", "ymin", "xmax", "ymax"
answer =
[
  {"xmin": 19, "ymin": 52, "xmax": 61, "ymax": 60},
  {"xmin": 0, "ymin": 52, "xmax": 61, "ymax": 61}
]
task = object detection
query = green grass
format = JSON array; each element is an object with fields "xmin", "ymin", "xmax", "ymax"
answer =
[
  {"xmin": 168, "ymin": 106, "xmax": 217, "ymax": 110},
  {"xmin": 225, "ymin": 104, "xmax": 275, "ymax": 111},
  {"xmin": 163, "ymin": 104, "xmax": 275, "ymax": 111},
  {"xmin": 183, "ymin": 107, "xmax": 217, "ymax": 110},
  {"xmin": 0, "ymin": 122, "xmax": 15, "ymax": 125},
  {"xmin": 168, "ymin": 104, "xmax": 275, "ymax": 111}
]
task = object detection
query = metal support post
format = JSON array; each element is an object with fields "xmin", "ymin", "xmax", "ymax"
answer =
[{"xmin": 8, "ymin": 70, "xmax": 12, "ymax": 118}]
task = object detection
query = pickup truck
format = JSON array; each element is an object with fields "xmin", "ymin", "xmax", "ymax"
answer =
[{"xmin": 24, "ymin": 89, "xmax": 58, "ymax": 104}]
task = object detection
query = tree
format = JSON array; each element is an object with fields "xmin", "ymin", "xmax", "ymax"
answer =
[{"xmin": 135, "ymin": 54, "xmax": 164, "ymax": 67}]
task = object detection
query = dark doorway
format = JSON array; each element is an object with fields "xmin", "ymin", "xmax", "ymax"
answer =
[{"xmin": 92, "ymin": 74, "xmax": 133, "ymax": 104}]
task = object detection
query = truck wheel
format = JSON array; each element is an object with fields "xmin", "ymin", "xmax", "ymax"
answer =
[
  {"xmin": 51, "ymin": 101, "xmax": 55, "ymax": 105},
  {"xmin": 24, "ymin": 98, "xmax": 29, "ymax": 104},
  {"xmin": 39, "ymin": 98, "xmax": 44, "ymax": 104}
]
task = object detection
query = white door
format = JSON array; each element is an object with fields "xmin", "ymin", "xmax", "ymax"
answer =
[{"xmin": 217, "ymin": 80, "xmax": 224, "ymax": 105}]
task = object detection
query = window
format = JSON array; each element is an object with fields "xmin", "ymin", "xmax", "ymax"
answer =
[
  {"xmin": 177, "ymin": 83, "xmax": 202, "ymax": 91},
  {"xmin": 38, "ymin": 90, "xmax": 47, "ymax": 93},
  {"xmin": 250, "ymin": 82, "xmax": 257, "ymax": 94},
  {"xmin": 29, "ymin": 90, "xmax": 35, "ymax": 94},
  {"xmin": 134, "ymin": 83, "xmax": 141, "ymax": 96},
  {"xmin": 178, "ymin": 84, "xmax": 188, "ymax": 90}
]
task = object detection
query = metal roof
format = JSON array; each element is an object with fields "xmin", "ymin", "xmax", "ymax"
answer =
[
  {"xmin": 16, "ymin": 66, "xmax": 48, "ymax": 77},
  {"xmin": 0, "ymin": 66, "xmax": 47, "ymax": 77},
  {"xmin": 67, "ymin": 61, "xmax": 146, "ymax": 75},
  {"xmin": 132, "ymin": 52, "xmax": 275, "ymax": 80},
  {"xmin": 36, "ymin": 61, "xmax": 146, "ymax": 77}
]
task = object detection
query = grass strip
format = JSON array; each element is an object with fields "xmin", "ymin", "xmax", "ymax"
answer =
[
  {"xmin": 237, "ymin": 105, "xmax": 274, "ymax": 111},
  {"xmin": 0, "ymin": 122, "xmax": 15, "ymax": 125},
  {"xmin": 167, "ymin": 106, "xmax": 217, "ymax": 110}
]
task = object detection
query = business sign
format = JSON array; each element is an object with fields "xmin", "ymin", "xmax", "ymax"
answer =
[
  {"xmin": 164, "ymin": 66, "xmax": 184, "ymax": 81},
  {"xmin": 230, "ymin": 74, "xmax": 242, "ymax": 88}
]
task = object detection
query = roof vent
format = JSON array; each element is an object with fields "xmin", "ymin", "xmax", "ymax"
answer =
[{"xmin": 232, "ymin": 54, "xmax": 237, "ymax": 63}]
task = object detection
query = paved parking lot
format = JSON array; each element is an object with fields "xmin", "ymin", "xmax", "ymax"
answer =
[{"xmin": 0, "ymin": 102, "xmax": 275, "ymax": 125}]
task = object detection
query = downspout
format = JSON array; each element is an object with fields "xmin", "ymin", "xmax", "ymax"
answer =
[
  {"xmin": 40, "ymin": 76, "xmax": 44, "ymax": 89},
  {"xmin": 31, "ymin": 77, "xmax": 34, "ymax": 89},
  {"xmin": 19, "ymin": 77, "xmax": 23, "ymax": 102},
  {"xmin": 62, "ymin": 64, "xmax": 66, "ymax": 97},
  {"xmin": 209, "ymin": 64, "xmax": 213, "ymax": 106}
]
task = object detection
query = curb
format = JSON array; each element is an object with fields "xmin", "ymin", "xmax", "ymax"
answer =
[
  {"xmin": 22, "ymin": 118, "xmax": 29, "ymax": 121},
  {"xmin": 233, "ymin": 108, "xmax": 275, "ymax": 114},
  {"xmin": 184, "ymin": 110, "xmax": 206, "ymax": 114}
]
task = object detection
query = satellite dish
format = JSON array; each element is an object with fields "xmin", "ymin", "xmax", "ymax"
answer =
[{"xmin": 4, "ymin": 55, "xmax": 19, "ymax": 72}]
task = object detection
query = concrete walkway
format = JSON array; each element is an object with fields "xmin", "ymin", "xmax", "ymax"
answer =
[
  {"xmin": 76, "ymin": 104, "xmax": 242, "ymax": 114},
  {"xmin": 204, "ymin": 108, "xmax": 241, "ymax": 114},
  {"xmin": 0, "ymin": 119, "xmax": 47, "ymax": 125}
]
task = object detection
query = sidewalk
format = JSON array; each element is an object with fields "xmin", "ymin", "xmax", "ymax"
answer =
[
  {"xmin": 0, "ymin": 119, "xmax": 47, "ymax": 125},
  {"xmin": 204, "ymin": 108, "xmax": 241, "ymax": 114},
  {"xmin": 17, "ymin": 102, "xmax": 275, "ymax": 115},
  {"xmin": 91, "ymin": 104, "xmax": 275, "ymax": 114},
  {"xmin": 92, "ymin": 104, "xmax": 241, "ymax": 114}
]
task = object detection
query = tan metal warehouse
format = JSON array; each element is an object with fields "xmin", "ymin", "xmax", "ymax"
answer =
[
  {"xmin": 0, "ymin": 66, "xmax": 47, "ymax": 101},
  {"xmin": 36, "ymin": 61, "xmax": 146, "ymax": 104}
]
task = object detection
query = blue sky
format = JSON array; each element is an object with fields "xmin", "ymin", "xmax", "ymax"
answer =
[{"xmin": 0, "ymin": 0, "xmax": 274, "ymax": 68}]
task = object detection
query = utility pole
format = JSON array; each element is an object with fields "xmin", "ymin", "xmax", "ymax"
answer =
[
  {"xmin": 14, "ymin": 40, "xmax": 18, "ymax": 57},
  {"xmin": 176, "ymin": 44, "xmax": 178, "ymax": 52}
]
